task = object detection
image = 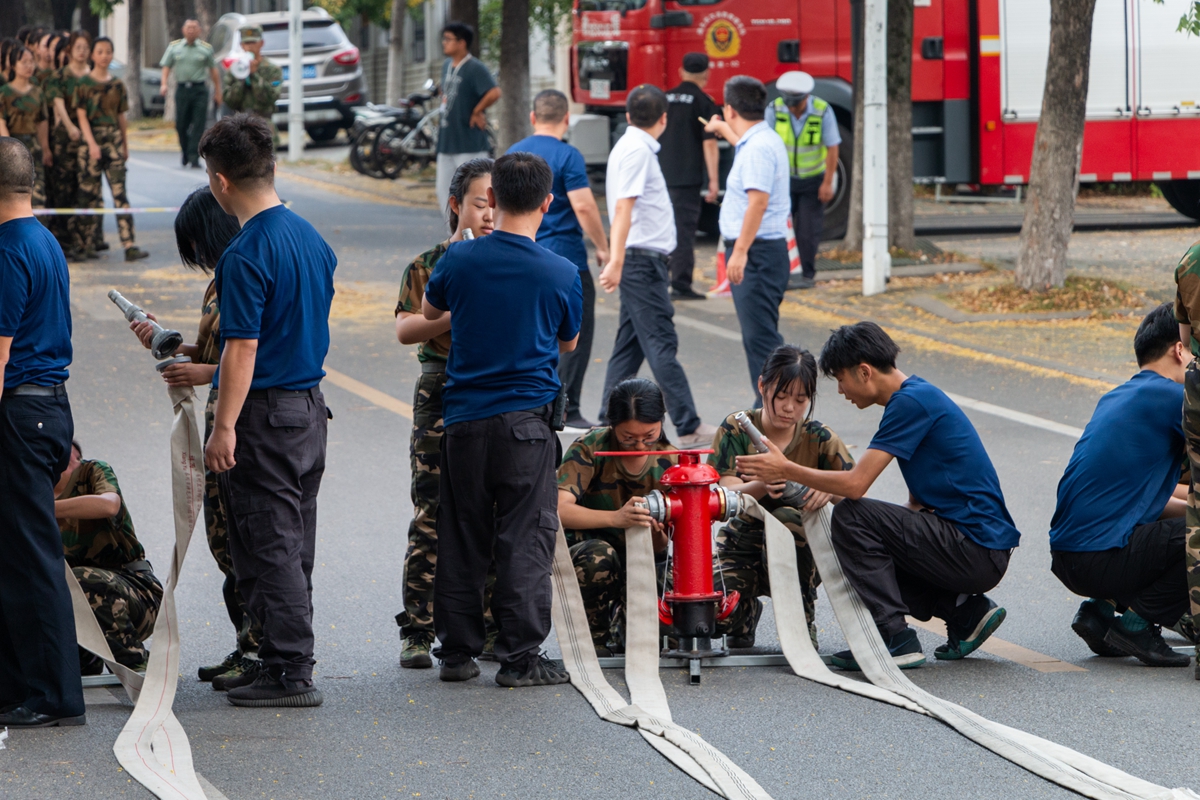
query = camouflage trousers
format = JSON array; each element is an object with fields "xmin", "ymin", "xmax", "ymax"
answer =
[
  {"xmin": 74, "ymin": 565, "xmax": 163, "ymax": 669},
  {"xmin": 204, "ymin": 388, "xmax": 262, "ymax": 653},
  {"xmin": 715, "ymin": 506, "xmax": 821, "ymax": 647},
  {"xmin": 568, "ymin": 533, "xmax": 667, "ymax": 649},
  {"xmin": 1183, "ymin": 362, "xmax": 1200, "ymax": 620},
  {"xmin": 76, "ymin": 125, "xmax": 135, "ymax": 249},
  {"xmin": 396, "ymin": 370, "xmax": 495, "ymax": 637},
  {"xmin": 49, "ymin": 126, "xmax": 86, "ymax": 252},
  {"xmin": 13, "ymin": 134, "xmax": 46, "ymax": 208}
]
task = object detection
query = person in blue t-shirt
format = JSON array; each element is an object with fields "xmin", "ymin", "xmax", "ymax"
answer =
[
  {"xmin": 507, "ymin": 89, "xmax": 610, "ymax": 429},
  {"xmin": 1049, "ymin": 303, "xmax": 1193, "ymax": 668},
  {"xmin": 199, "ymin": 113, "xmax": 336, "ymax": 709},
  {"xmin": 423, "ymin": 152, "xmax": 583, "ymax": 688},
  {"xmin": 736, "ymin": 322, "xmax": 1019, "ymax": 671},
  {"xmin": 0, "ymin": 137, "xmax": 86, "ymax": 729}
]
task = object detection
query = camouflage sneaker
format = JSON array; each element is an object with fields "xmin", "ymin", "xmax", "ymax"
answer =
[
  {"xmin": 198, "ymin": 650, "xmax": 241, "ymax": 682},
  {"xmin": 212, "ymin": 654, "xmax": 264, "ymax": 691},
  {"xmin": 399, "ymin": 632, "xmax": 434, "ymax": 669},
  {"xmin": 479, "ymin": 629, "xmax": 499, "ymax": 663},
  {"xmin": 124, "ymin": 246, "xmax": 150, "ymax": 261}
]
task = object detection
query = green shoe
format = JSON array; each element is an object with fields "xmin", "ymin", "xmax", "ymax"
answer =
[
  {"xmin": 212, "ymin": 654, "xmax": 264, "ymax": 691},
  {"xmin": 399, "ymin": 632, "xmax": 433, "ymax": 669},
  {"xmin": 198, "ymin": 650, "xmax": 241, "ymax": 682},
  {"xmin": 124, "ymin": 246, "xmax": 149, "ymax": 261},
  {"xmin": 935, "ymin": 597, "xmax": 1006, "ymax": 660},
  {"xmin": 1169, "ymin": 613, "xmax": 1197, "ymax": 645}
]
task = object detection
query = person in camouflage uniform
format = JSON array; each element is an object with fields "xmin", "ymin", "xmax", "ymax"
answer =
[
  {"xmin": 0, "ymin": 45, "xmax": 50, "ymax": 209},
  {"xmin": 394, "ymin": 157, "xmax": 496, "ymax": 668},
  {"xmin": 1172, "ymin": 239, "xmax": 1200, "ymax": 678},
  {"xmin": 710, "ymin": 346, "xmax": 854, "ymax": 650},
  {"xmin": 222, "ymin": 25, "xmax": 282, "ymax": 146},
  {"xmin": 45, "ymin": 32, "xmax": 93, "ymax": 258},
  {"xmin": 558, "ymin": 378, "xmax": 677, "ymax": 654},
  {"xmin": 53, "ymin": 442, "xmax": 163, "ymax": 671},
  {"xmin": 74, "ymin": 37, "xmax": 148, "ymax": 262}
]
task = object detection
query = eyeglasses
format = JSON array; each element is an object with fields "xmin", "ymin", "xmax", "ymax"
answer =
[{"xmin": 615, "ymin": 432, "xmax": 662, "ymax": 448}]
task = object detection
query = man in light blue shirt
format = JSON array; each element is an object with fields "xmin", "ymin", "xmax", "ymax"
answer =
[{"xmin": 704, "ymin": 76, "xmax": 793, "ymax": 401}]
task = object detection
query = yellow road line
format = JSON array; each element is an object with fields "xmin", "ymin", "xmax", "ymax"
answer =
[
  {"xmin": 907, "ymin": 617, "xmax": 1087, "ymax": 673},
  {"xmin": 324, "ymin": 367, "xmax": 413, "ymax": 419}
]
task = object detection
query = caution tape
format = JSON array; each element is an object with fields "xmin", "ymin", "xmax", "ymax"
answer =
[{"xmin": 33, "ymin": 206, "xmax": 180, "ymax": 215}]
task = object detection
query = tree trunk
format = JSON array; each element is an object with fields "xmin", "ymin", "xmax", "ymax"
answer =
[
  {"xmin": 886, "ymin": 0, "xmax": 915, "ymax": 250},
  {"xmin": 127, "ymin": 0, "xmax": 144, "ymax": 120},
  {"xmin": 1014, "ymin": 0, "xmax": 1097, "ymax": 289},
  {"xmin": 195, "ymin": 0, "xmax": 217, "ymax": 40},
  {"xmin": 78, "ymin": 0, "xmax": 100, "ymax": 38},
  {"xmin": 386, "ymin": 0, "xmax": 407, "ymax": 104},
  {"xmin": 844, "ymin": 0, "xmax": 865, "ymax": 251},
  {"xmin": 51, "ymin": 0, "xmax": 75, "ymax": 30},
  {"xmin": 450, "ymin": 0, "xmax": 480, "ymax": 57},
  {"xmin": 498, "ymin": 0, "xmax": 530, "ymax": 152},
  {"xmin": 164, "ymin": 0, "xmax": 188, "ymax": 44}
]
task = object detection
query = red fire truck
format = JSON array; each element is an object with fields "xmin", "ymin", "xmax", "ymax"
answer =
[{"xmin": 571, "ymin": 0, "xmax": 1200, "ymax": 238}]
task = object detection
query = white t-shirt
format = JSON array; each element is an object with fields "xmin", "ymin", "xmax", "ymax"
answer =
[{"xmin": 605, "ymin": 126, "xmax": 677, "ymax": 255}]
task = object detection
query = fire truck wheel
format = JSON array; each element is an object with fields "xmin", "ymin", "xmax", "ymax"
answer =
[
  {"xmin": 1158, "ymin": 180, "xmax": 1200, "ymax": 222},
  {"xmin": 821, "ymin": 122, "xmax": 853, "ymax": 241}
]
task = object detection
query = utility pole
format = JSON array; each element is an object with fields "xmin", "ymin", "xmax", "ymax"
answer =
[
  {"xmin": 861, "ymin": 0, "xmax": 890, "ymax": 297},
  {"xmin": 288, "ymin": 0, "xmax": 304, "ymax": 162}
]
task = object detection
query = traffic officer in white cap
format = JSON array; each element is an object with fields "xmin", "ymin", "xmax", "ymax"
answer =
[{"xmin": 772, "ymin": 71, "xmax": 840, "ymax": 289}]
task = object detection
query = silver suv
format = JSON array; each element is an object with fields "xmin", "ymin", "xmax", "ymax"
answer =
[{"xmin": 209, "ymin": 8, "xmax": 367, "ymax": 141}]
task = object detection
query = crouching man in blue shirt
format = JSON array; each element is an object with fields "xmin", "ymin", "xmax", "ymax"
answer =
[
  {"xmin": 201, "ymin": 113, "xmax": 337, "ymax": 708},
  {"xmin": 423, "ymin": 152, "xmax": 583, "ymax": 687},
  {"xmin": 736, "ymin": 322, "xmax": 1019, "ymax": 670},
  {"xmin": 1049, "ymin": 303, "xmax": 1193, "ymax": 668}
]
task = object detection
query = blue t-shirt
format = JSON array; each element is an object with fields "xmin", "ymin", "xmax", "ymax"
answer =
[
  {"xmin": 424, "ymin": 230, "xmax": 583, "ymax": 426},
  {"xmin": 506, "ymin": 135, "xmax": 591, "ymax": 270},
  {"xmin": 869, "ymin": 376, "xmax": 1020, "ymax": 550},
  {"xmin": 213, "ymin": 206, "xmax": 336, "ymax": 391},
  {"xmin": 1049, "ymin": 370, "xmax": 1185, "ymax": 552},
  {"xmin": 0, "ymin": 217, "xmax": 71, "ymax": 387}
]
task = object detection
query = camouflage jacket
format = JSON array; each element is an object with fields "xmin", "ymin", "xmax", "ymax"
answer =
[
  {"xmin": 47, "ymin": 68, "xmax": 90, "ymax": 126},
  {"xmin": 79, "ymin": 76, "xmax": 128, "ymax": 127},
  {"xmin": 195, "ymin": 279, "xmax": 221, "ymax": 366},
  {"xmin": 58, "ymin": 459, "xmax": 145, "ymax": 570},
  {"xmin": 223, "ymin": 59, "xmax": 282, "ymax": 118},
  {"xmin": 0, "ymin": 82, "xmax": 46, "ymax": 137},
  {"xmin": 396, "ymin": 241, "xmax": 451, "ymax": 363},
  {"xmin": 709, "ymin": 409, "xmax": 855, "ymax": 478},
  {"xmin": 558, "ymin": 427, "xmax": 676, "ymax": 549},
  {"xmin": 1175, "ymin": 240, "xmax": 1200, "ymax": 356}
]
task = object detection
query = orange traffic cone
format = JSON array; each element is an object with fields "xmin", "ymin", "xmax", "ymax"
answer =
[{"xmin": 709, "ymin": 249, "xmax": 731, "ymax": 297}]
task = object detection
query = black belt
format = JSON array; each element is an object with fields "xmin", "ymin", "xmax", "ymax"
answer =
[
  {"xmin": 177, "ymin": 81, "xmax": 206, "ymax": 88},
  {"xmin": 421, "ymin": 361, "xmax": 447, "ymax": 374},
  {"xmin": 245, "ymin": 386, "xmax": 320, "ymax": 400},
  {"xmin": 625, "ymin": 247, "xmax": 669, "ymax": 263},
  {"xmin": 7, "ymin": 383, "xmax": 67, "ymax": 397}
]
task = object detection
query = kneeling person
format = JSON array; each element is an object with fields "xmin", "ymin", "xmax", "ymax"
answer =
[
  {"xmin": 558, "ymin": 378, "xmax": 674, "ymax": 655},
  {"xmin": 736, "ymin": 322, "xmax": 1019, "ymax": 670},
  {"xmin": 1049, "ymin": 303, "xmax": 1192, "ymax": 667},
  {"xmin": 55, "ymin": 441, "xmax": 163, "ymax": 672}
]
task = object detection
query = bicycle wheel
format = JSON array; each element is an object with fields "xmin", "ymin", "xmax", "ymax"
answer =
[
  {"xmin": 349, "ymin": 128, "xmax": 384, "ymax": 178},
  {"xmin": 376, "ymin": 122, "xmax": 414, "ymax": 180}
]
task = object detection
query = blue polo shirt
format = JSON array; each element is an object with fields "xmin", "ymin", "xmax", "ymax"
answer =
[
  {"xmin": 718, "ymin": 120, "xmax": 791, "ymax": 242},
  {"xmin": 0, "ymin": 217, "xmax": 71, "ymax": 387},
  {"xmin": 213, "ymin": 205, "xmax": 336, "ymax": 391},
  {"xmin": 1049, "ymin": 370, "xmax": 1185, "ymax": 552},
  {"xmin": 424, "ymin": 230, "xmax": 583, "ymax": 426},
  {"xmin": 869, "ymin": 376, "xmax": 1020, "ymax": 550},
  {"xmin": 507, "ymin": 134, "xmax": 591, "ymax": 270}
]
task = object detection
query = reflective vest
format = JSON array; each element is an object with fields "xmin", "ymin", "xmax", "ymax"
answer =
[{"xmin": 773, "ymin": 96, "xmax": 829, "ymax": 179}]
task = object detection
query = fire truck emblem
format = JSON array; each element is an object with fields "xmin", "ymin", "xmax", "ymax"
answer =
[{"xmin": 705, "ymin": 19, "xmax": 741, "ymax": 58}]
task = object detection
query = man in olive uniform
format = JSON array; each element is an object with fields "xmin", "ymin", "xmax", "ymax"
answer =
[
  {"xmin": 771, "ymin": 71, "xmax": 840, "ymax": 290},
  {"xmin": 1172, "ymin": 240, "xmax": 1200, "ymax": 679},
  {"xmin": 54, "ymin": 442, "xmax": 163, "ymax": 671},
  {"xmin": 222, "ymin": 25, "xmax": 282, "ymax": 147},
  {"xmin": 160, "ymin": 20, "xmax": 221, "ymax": 169}
]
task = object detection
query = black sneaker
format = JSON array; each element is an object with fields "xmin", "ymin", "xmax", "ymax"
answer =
[
  {"xmin": 94, "ymin": 240, "xmax": 109, "ymax": 251},
  {"xmin": 563, "ymin": 416, "xmax": 598, "ymax": 431},
  {"xmin": 935, "ymin": 596, "xmax": 1007, "ymax": 660},
  {"xmin": 670, "ymin": 286, "xmax": 707, "ymax": 301},
  {"xmin": 495, "ymin": 653, "xmax": 570, "ymax": 687},
  {"xmin": 728, "ymin": 633, "xmax": 756, "ymax": 649},
  {"xmin": 788, "ymin": 274, "xmax": 816, "ymax": 290},
  {"xmin": 439, "ymin": 657, "xmax": 481, "ymax": 682},
  {"xmin": 198, "ymin": 650, "xmax": 241, "ymax": 682},
  {"xmin": 1103, "ymin": 620, "xmax": 1192, "ymax": 667},
  {"xmin": 830, "ymin": 627, "xmax": 925, "ymax": 671},
  {"xmin": 1070, "ymin": 601, "xmax": 1125, "ymax": 657},
  {"xmin": 227, "ymin": 674, "xmax": 323, "ymax": 708},
  {"xmin": 212, "ymin": 655, "xmax": 265, "ymax": 691}
]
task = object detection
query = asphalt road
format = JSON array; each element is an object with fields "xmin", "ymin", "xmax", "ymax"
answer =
[{"xmin": 4, "ymin": 151, "xmax": 1197, "ymax": 800}]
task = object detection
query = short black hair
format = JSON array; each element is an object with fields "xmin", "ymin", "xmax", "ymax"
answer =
[
  {"xmin": 627, "ymin": 84, "xmax": 667, "ymax": 128},
  {"xmin": 91, "ymin": 36, "xmax": 114, "ymax": 54},
  {"xmin": 175, "ymin": 186, "xmax": 241, "ymax": 273},
  {"xmin": 0, "ymin": 137, "xmax": 35, "ymax": 197},
  {"xmin": 1134, "ymin": 302, "xmax": 1180, "ymax": 366},
  {"xmin": 533, "ymin": 89, "xmax": 569, "ymax": 125},
  {"xmin": 442, "ymin": 22, "xmax": 474, "ymax": 49},
  {"xmin": 818, "ymin": 321, "xmax": 900, "ymax": 377},
  {"xmin": 723, "ymin": 76, "xmax": 766, "ymax": 121},
  {"xmin": 491, "ymin": 152, "xmax": 552, "ymax": 214},
  {"xmin": 198, "ymin": 112, "xmax": 275, "ymax": 187}
]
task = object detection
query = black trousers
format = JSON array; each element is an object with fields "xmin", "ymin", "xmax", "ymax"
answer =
[
  {"xmin": 667, "ymin": 186, "xmax": 703, "ymax": 292},
  {"xmin": 219, "ymin": 388, "xmax": 327, "ymax": 682},
  {"xmin": 830, "ymin": 498, "xmax": 1010, "ymax": 638},
  {"xmin": 175, "ymin": 83, "xmax": 208, "ymax": 167},
  {"xmin": 726, "ymin": 237, "xmax": 790, "ymax": 402},
  {"xmin": 599, "ymin": 250, "xmax": 701, "ymax": 435},
  {"xmin": 790, "ymin": 174, "xmax": 825, "ymax": 279},
  {"xmin": 434, "ymin": 406, "xmax": 559, "ymax": 667},
  {"xmin": 0, "ymin": 392, "xmax": 84, "ymax": 717},
  {"xmin": 556, "ymin": 268, "xmax": 595, "ymax": 420},
  {"xmin": 1051, "ymin": 518, "xmax": 1189, "ymax": 626}
]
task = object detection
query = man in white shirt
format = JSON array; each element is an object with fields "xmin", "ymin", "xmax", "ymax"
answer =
[{"xmin": 597, "ymin": 85, "xmax": 715, "ymax": 446}]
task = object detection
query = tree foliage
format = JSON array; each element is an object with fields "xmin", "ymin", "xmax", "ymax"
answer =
[
  {"xmin": 479, "ymin": 0, "xmax": 572, "ymax": 64},
  {"xmin": 1154, "ymin": 0, "xmax": 1200, "ymax": 34},
  {"xmin": 310, "ymin": 0, "xmax": 399, "ymax": 29},
  {"xmin": 90, "ymin": 0, "xmax": 122, "ymax": 18}
]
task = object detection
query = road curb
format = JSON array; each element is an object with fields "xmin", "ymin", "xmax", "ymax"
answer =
[{"xmin": 907, "ymin": 293, "xmax": 1154, "ymax": 323}]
